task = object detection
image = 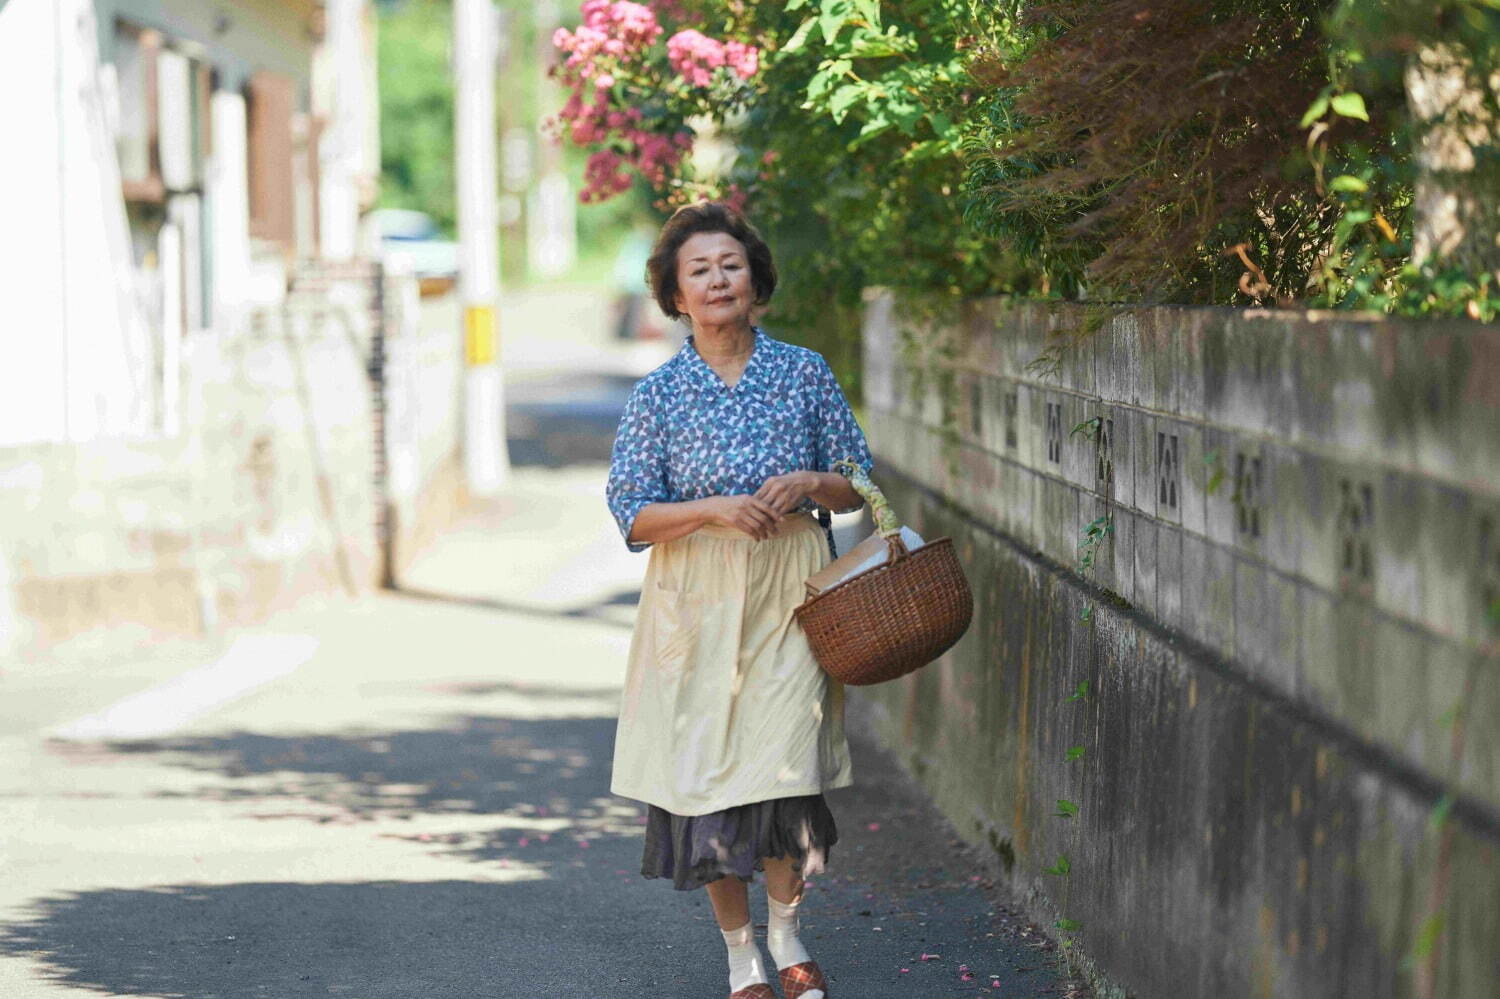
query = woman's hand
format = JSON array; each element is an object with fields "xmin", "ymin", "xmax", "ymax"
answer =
[
  {"xmin": 706, "ymin": 494, "xmax": 784, "ymax": 541},
  {"xmin": 754, "ymin": 471, "xmax": 818, "ymax": 516}
]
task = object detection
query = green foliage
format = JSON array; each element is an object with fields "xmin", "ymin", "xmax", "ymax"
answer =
[
  {"xmin": 784, "ymin": 0, "xmax": 966, "ymax": 156},
  {"xmin": 698, "ymin": 1, "xmax": 1026, "ymax": 384},
  {"xmin": 947, "ymin": 0, "xmax": 1495, "ymax": 316},
  {"xmin": 1438, "ymin": 701, "xmax": 1463, "ymax": 729},
  {"xmin": 1300, "ymin": 0, "xmax": 1500, "ymax": 317},
  {"xmin": 962, "ymin": 0, "xmax": 1337, "ymax": 303},
  {"xmin": 1069, "ymin": 417, "xmax": 1101, "ymax": 442},
  {"xmin": 1067, "ymin": 681, "xmax": 1090, "ymax": 703},
  {"xmin": 1054, "ymin": 799, "xmax": 1080, "ymax": 819},
  {"xmin": 1428, "ymin": 793, "xmax": 1457, "ymax": 832},
  {"xmin": 377, "ymin": 0, "xmax": 458, "ymax": 233},
  {"xmin": 1043, "ymin": 854, "xmax": 1072, "ymax": 876},
  {"xmin": 1403, "ymin": 913, "xmax": 1446, "ymax": 968},
  {"xmin": 1205, "ymin": 449, "xmax": 1227, "ymax": 496},
  {"xmin": 1077, "ymin": 514, "xmax": 1114, "ymax": 573},
  {"xmin": 1065, "ymin": 745, "xmax": 1086, "ymax": 762},
  {"xmin": 389, "ymin": 0, "xmax": 1499, "ymax": 337}
]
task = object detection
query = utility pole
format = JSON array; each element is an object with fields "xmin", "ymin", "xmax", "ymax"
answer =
[{"xmin": 454, "ymin": 0, "xmax": 508, "ymax": 494}]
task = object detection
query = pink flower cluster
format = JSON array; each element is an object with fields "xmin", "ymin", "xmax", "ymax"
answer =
[
  {"xmin": 581, "ymin": 131, "xmax": 694, "ymax": 201},
  {"xmin": 547, "ymin": 2, "xmax": 762, "ymax": 204},
  {"xmin": 665, "ymin": 29, "xmax": 759, "ymax": 87},
  {"xmin": 558, "ymin": 92, "xmax": 642, "ymax": 147},
  {"xmin": 553, "ymin": 0, "xmax": 662, "ymax": 83},
  {"xmin": 582, "ymin": 150, "xmax": 633, "ymax": 199},
  {"xmin": 650, "ymin": 0, "xmax": 688, "ymax": 19},
  {"xmin": 555, "ymin": 84, "xmax": 694, "ymax": 202},
  {"xmin": 721, "ymin": 182, "xmax": 749, "ymax": 214}
]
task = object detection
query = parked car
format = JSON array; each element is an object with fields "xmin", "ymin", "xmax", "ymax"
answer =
[{"xmin": 364, "ymin": 208, "xmax": 459, "ymax": 297}]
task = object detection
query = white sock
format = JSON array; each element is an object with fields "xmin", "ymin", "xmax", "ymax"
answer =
[
  {"xmin": 766, "ymin": 894, "xmax": 814, "ymax": 970},
  {"xmin": 721, "ymin": 921, "xmax": 769, "ymax": 992}
]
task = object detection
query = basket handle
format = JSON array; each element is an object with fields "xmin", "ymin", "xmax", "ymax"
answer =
[{"xmin": 832, "ymin": 458, "xmax": 903, "ymax": 542}]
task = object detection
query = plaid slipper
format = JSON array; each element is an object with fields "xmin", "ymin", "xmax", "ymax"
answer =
[
  {"xmin": 729, "ymin": 985, "xmax": 777, "ymax": 999},
  {"xmin": 778, "ymin": 961, "xmax": 829, "ymax": 998}
]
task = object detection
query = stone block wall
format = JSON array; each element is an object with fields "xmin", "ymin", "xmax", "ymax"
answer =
[
  {"xmin": 855, "ymin": 292, "xmax": 1500, "ymax": 997},
  {"xmin": 0, "ymin": 263, "xmax": 462, "ymax": 659}
]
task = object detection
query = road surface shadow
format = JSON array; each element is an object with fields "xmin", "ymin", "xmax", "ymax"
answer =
[
  {"xmin": 391, "ymin": 585, "xmax": 639, "ymax": 630},
  {"xmin": 19, "ymin": 708, "xmax": 1079, "ymax": 997},
  {"xmin": 53, "ymin": 715, "xmax": 637, "ymax": 849},
  {"xmin": 0, "ymin": 877, "xmax": 727, "ymax": 997}
]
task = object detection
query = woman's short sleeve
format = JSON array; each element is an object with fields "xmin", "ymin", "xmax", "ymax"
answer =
[
  {"xmin": 812, "ymin": 356, "xmax": 874, "ymax": 504},
  {"xmin": 607, "ymin": 382, "xmax": 670, "ymax": 552}
]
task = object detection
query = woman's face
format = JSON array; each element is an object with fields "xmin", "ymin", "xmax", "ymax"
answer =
[{"xmin": 672, "ymin": 231, "xmax": 754, "ymax": 328}]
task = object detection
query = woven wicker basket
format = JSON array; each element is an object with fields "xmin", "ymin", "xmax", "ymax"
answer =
[{"xmin": 794, "ymin": 462, "xmax": 973, "ymax": 686}]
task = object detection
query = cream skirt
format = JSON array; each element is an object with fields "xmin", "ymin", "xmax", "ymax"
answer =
[{"xmin": 610, "ymin": 511, "xmax": 853, "ymax": 816}]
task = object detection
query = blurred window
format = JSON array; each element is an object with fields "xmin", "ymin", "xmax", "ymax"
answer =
[
  {"xmin": 114, "ymin": 22, "xmax": 164, "ymax": 202},
  {"xmin": 246, "ymin": 70, "xmax": 296, "ymax": 250}
]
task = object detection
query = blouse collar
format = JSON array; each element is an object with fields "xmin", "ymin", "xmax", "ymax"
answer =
[{"xmin": 682, "ymin": 325, "xmax": 766, "ymax": 394}]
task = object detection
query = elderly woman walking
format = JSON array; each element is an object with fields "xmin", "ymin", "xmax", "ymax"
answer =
[{"xmin": 606, "ymin": 201, "xmax": 873, "ymax": 999}]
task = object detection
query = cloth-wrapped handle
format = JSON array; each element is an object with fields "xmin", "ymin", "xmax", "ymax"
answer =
[{"xmin": 832, "ymin": 458, "xmax": 902, "ymax": 539}]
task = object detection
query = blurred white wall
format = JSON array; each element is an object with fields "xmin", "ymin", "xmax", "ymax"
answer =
[
  {"xmin": 0, "ymin": 0, "xmax": 68, "ymax": 445},
  {"xmin": 210, "ymin": 90, "xmax": 253, "ymax": 330},
  {"xmin": 315, "ymin": 0, "xmax": 381, "ymax": 260},
  {"xmin": 0, "ymin": 0, "xmax": 154, "ymax": 447},
  {"xmin": 0, "ymin": 0, "xmax": 377, "ymax": 449}
]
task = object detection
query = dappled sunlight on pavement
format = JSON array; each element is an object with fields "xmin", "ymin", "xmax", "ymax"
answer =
[{"xmin": 0, "ymin": 300, "xmax": 1079, "ymax": 995}]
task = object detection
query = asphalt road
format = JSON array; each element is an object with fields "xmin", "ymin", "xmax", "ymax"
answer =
[{"xmin": 0, "ymin": 287, "xmax": 1079, "ymax": 998}]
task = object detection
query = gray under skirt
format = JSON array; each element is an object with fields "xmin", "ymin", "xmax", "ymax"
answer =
[{"xmin": 641, "ymin": 793, "xmax": 839, "ymax": 891}]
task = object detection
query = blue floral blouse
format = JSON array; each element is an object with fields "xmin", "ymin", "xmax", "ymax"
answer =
[{"xmin": 607, "ymin": 326, "xmax": 874, "ymax": 552}]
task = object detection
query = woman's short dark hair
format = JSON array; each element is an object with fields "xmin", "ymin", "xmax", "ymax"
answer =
[{"xmin": 646, "ymin": 201, "xmax": 777, "ymax": 320}]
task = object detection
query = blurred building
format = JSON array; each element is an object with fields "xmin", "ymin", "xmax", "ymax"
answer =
[
  {"xmin": 0, "ymin": 0, "xmax": 380, "ymax": 447},
  {"xmin": 0, "ymin": 1, "xmax": 463, "ymax": 658}
]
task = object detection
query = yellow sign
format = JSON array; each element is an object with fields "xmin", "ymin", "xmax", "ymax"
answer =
[{"xmin": 464, "ymin": 305, "xmax": 497, "ymax": 366}]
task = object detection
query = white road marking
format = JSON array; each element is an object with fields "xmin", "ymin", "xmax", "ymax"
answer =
[{"xmin": 49, "ymin": 633, "xmax": 320, "ymax": 741}]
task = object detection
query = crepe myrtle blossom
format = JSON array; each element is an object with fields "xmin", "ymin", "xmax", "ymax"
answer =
[
  {"xmin": 721, "ymin": 182, "xmax": 749, "ymax": 214},
  {"xmin": 548, "ymin": 1, "xmax": 762, "ymax": 203},
  {"xmin": 583, "ymin": 149, "xmax": 632, "ymax": 200},
  {"xmin": 666, "ymin": 28, "xmax": 759, "ymax": 87},
  {"xmin": 575, "ymin": 129, "xmax": 694, "ymax": 203},
  {"xmin": 553, "ymin": 0, "xmax": 663, "ymax": 73}
]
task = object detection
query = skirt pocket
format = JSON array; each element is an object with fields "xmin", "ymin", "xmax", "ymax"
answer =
[{"xmin": 650, "ymin": 583, "xmax": 700, "ymax": 673}]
